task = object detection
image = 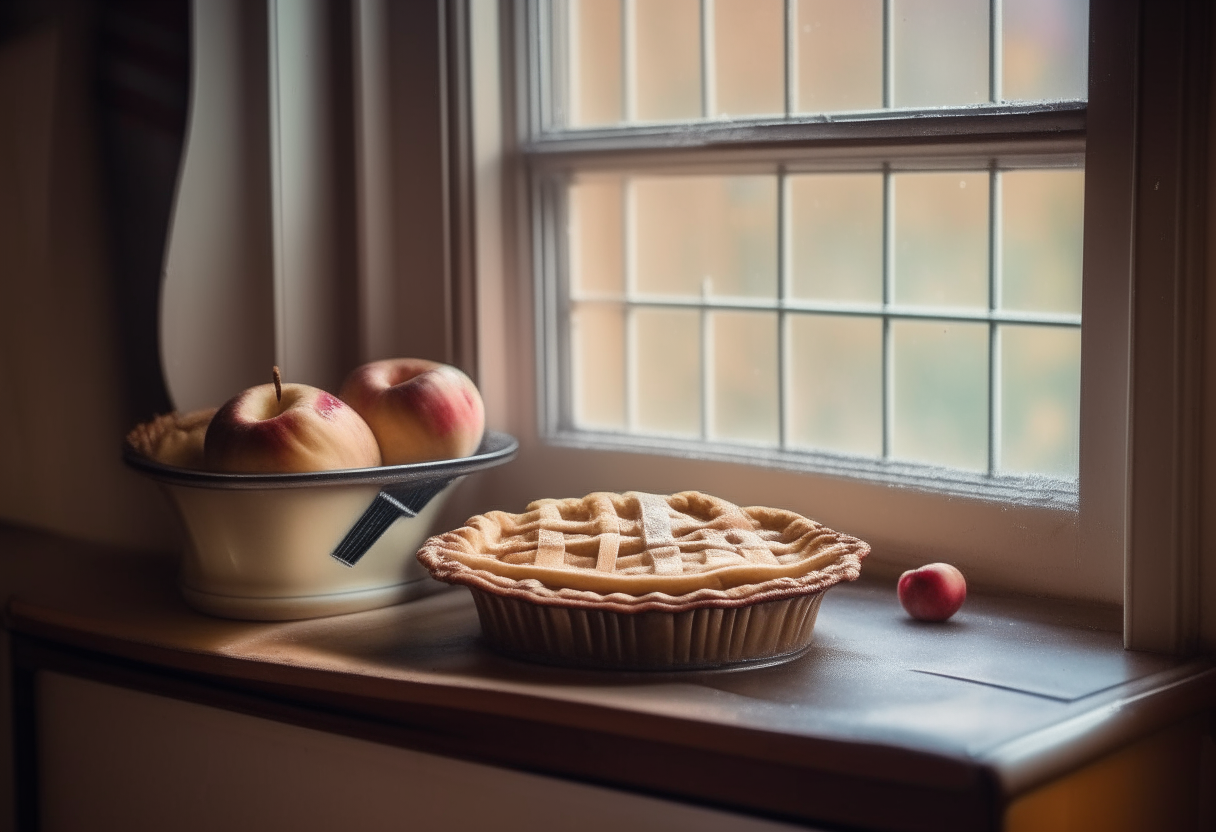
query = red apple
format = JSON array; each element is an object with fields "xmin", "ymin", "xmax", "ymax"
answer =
[
  {"xmin": 898, "ymin": 563, "xmax": 967, "ymax": 622},
  {"xmin": 338, "ymin": 358, "xmax": 485, "ymax": 464},
  {"xmin": 205, "ymin": 373, "xmax": 381, "ymax": 474}
]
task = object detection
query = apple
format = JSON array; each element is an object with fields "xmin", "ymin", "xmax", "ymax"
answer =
[
  {"xmin": 898, "ymin": 562, "xmax": 967, "ymax": 622},
  {"xmin": 205, "ymin": 368, "xmax": 382, "ymax": 473},
  {"xmin": 338, "ymin": 358, "xmax": 485, "ymax": 464}
]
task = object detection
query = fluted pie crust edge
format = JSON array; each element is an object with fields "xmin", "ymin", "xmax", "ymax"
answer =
[{"xmin": 416, "ymin": 490, "xmax": 868, "ymax": 614}]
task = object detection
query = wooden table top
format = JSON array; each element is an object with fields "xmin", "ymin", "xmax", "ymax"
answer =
[{"xmin": 3, "ymin": 523, "xmax": 1213, "ymax": 832}]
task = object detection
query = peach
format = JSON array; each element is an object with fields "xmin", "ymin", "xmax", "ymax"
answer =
[
  {"xmin": 338, "ymin": 358, "xmax": 485, "ymax": 464},
  {"xmin": 898, "ymin": 562, "xmax": 967, "ymax": 622}
]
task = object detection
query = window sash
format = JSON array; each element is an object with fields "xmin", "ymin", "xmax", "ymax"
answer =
[
  {"xmin": 534, "ymin": 0, "xmax": 1088, "ymax": 132},
  {"xmin": 533, "ymin": 152, "xmax": 1085, "ymax": 505}
]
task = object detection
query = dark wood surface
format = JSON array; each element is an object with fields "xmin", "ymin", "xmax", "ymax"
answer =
[{"xmin": 3, "ymin": 524, "xmax": 1214, "ymax": 832}]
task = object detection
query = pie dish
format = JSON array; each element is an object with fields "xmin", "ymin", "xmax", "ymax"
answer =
[{"xmin": 417, "ymin": 490, "xmax": 868, "ymax": 669}]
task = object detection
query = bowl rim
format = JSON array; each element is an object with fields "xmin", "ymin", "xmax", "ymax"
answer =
[{"xmin": 123, "ymin": 429, "xmax": 519, "ymax": 490}]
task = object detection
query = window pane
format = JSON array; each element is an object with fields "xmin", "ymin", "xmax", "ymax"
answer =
[
  {"xmin": 635, "ymin": 0, "xmax": 701, "ymax": 121},
  {"xmin": 1000, "ymin": 169, "xmax": 1083, "ymax": 315},
  {"xmin": 893, "ymin": 0, "xmax": 990, "ymax": 107},
  {"xmin": 893, "ymin": 172, "xmax": 989, "ymax": 308},
  {"xmin": 633, "ymin": 308, "xmax": 701, "ymax": 435},
  {"xmin": 571, "ymin": 303, "xmax": 626, "ymax": 429},
  {"xmin": 570, "ymin": 175, "xmax": 624, "ymax": 296},
  {"xmin": 1002, "ymin": 0, "xmax": 1088, "ymax": 102},
  {"xmin": 713, "ymin": 0, "xmax": 784, "ymax": 117},
  {"xmin": 999, "ymin": 325, "xmax": 1079, "ymax": 477},
  {"xmin": 891, "ymin": 320, "xmax": 988, "ymax": 471},
  {"xmin": 789, "ymin": 173, "xmax": 883, "ymax": 303},
  {"xmin": 634, "ymin": 176, "xmax": 777, "ymax": 299},
  {"xmin": 569, "ymin": 0, "xmax": 623, "ymax": 126},
  {"xmin": 795, "ymin": 0, "xmax": 883, "ymax": 113},
  {"xmin": 711, "ymin": 311, "xmax": 778, "ymax": 443},
  {"xmin": 788, "ymin": 314, "xmax": 882, "ymax": 455}
]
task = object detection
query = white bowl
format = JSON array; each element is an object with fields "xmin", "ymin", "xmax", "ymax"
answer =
[{"xmin": 125, "ymin": 431, "xmax": 517, "ymax": 620}]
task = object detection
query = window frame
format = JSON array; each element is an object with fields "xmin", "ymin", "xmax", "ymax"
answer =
[{"xmin": 445, "ymin": 0, "xmax": 1209, "ymax": 652}]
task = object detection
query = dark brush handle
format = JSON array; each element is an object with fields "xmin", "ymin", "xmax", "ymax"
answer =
[{"xmin": 331, "ymin": 479, "xmax": 453, "ymax": 567}]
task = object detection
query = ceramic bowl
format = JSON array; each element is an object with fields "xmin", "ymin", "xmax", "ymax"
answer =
[{"xmin": 125, "ymin": 431, "xmax": 517, "ymax": 620}]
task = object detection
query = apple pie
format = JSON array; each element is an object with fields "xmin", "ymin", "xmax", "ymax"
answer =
[{"xmin": 417, "ymin": 490, "xmax": 867, "ymax": 669}]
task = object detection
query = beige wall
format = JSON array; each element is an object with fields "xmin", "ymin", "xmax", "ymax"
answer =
[{"xmin": 0, "ymin": 14, "xmax": 182, "ymax": 554}]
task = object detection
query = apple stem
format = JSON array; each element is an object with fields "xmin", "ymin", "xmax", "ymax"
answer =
[{"xmin": 272, "ymin": 366, "xmax": 282, "ymax": 402}]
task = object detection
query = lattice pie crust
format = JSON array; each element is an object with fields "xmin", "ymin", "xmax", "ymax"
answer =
[{"xmin": 417, "ymin": 491, "xmax": 867, "ymax": 668}]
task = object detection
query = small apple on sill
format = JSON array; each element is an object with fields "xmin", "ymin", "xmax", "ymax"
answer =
[{"xmin": 898, "ymin": 562, "xmax": 967, "ymax": 622}]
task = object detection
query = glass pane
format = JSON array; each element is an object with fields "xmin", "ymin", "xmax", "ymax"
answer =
[
  {"xmin": 1002, "ymin": 0, "xmax": 1088, "ymax": 102},
  {"xmin": 893, "ymin": 172, "xmax": 989, "ymax": 309},
  {"xmin": 713, "ymin": 0, "xmax": 784, "ymax": 117},
  {"xmin": 999, "ymin": 325, "xmax": 1080, "ymax": 477},
  {"xmin": 1000, "ymin": 169, "xmax": 1083, "ymax": 315},
  {"xmin": 788, "ymin": 314, "xmax": 882, "ymax": 455},
  {"xmin": 634, "ymin": 307, "xmax": 701, "ymax": 435},
  {"xmin": 891, "ymin": 320, "xmax": 988, "ymax": 470},
  {"xmin": 634, "ymin": 175, "xmax": 777, "ymax": 299},
  {"xmin": 712, "ymin": 311, "xmax": 778, "ymax": 443},
  {"xmin": 635, "ymin": 0, "xmax": 701, "ymax": 121},
  {"xmin": 789, "ymin": 173, "xmax": 883, "ymax": 303},
  {"xmin": 571, "ymin": 303, "xmax": 626, "ymax": 429},
  {"xmin": 795, "ymin": 0, "xmax": 883, "ymax": 113},
  {"xmin": 893, "ymin": 0, "xmax": 990, "ymax": 107},
  {"xmin": 570, "ymin": 175, "xmax": 625, "ymax": 296},
  {"xmin": 569, "ymin": 0, "xmax": 623, "ymax": 126}
]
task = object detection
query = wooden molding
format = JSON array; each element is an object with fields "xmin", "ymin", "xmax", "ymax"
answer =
[{"xmin": 1121, "ymin": 0, "xmax": 1211, "ymax": 653}]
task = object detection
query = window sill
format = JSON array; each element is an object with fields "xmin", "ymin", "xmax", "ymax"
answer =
[{"xmin": 2, "ymin": 523, "xmax": 1212, "ymax": 831}]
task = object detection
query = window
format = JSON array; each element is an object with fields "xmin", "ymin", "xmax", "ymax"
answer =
[
  {"xmin": 527, "ymin": 1, "xmax": 1087, "ymax": 505},
  {"xmin": 458, "ymin": 0, "xmax": 1208, "ymax": 646}
]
